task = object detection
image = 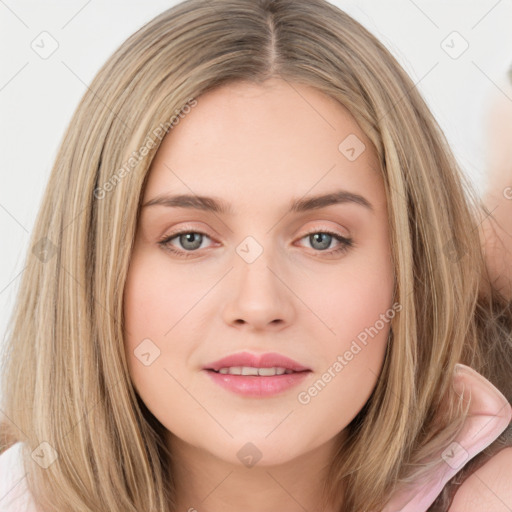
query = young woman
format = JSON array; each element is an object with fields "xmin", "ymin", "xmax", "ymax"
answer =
[{"xmin": 1, "ymin": 1, "xmax": 511, "ymax": 511}]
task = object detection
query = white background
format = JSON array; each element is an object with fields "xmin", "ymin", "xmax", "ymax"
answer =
[{"xmin": 1, "ymin": 0, "xmax": 512, "ymax": 400}]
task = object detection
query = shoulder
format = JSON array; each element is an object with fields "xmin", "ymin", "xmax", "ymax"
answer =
[
  {"xmin": 449, "ymin": 446, "xmax": 512, "ymax": 511},
  {"xmin": 0, "ymin": 442, "xmax": 36, "ymax": 511}
]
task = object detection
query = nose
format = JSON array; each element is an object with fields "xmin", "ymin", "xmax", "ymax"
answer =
[{"xmin": 221, "ymin": 248, "xmax": 296, "ymax": 331}]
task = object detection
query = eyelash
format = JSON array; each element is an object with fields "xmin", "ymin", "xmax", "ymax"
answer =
[{"xmin": 157, "ymin": 228, "xmax": 354, "ymax": 259}]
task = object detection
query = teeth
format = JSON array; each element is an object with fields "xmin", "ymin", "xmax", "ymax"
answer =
[{"xmin": 217, "ymin": 366, "xmax": 293, "ymax": 376}]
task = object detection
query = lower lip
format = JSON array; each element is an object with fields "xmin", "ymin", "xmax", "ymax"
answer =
[{"xmin": 204, "ymin": 370, "xmax": 311, "ymax": 397}]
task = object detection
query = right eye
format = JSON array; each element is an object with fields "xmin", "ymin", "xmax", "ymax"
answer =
[{"xmin": 158, "ymin": 230, "xmax": 215, "ymax": 258}]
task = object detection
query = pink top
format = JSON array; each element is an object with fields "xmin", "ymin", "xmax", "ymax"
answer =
[
  {"xmin": 382, "ymin": 363, "xmax": 512, "ymax": 511},
  {"xmin": 0, "ymin": 363, "xmax": 510, "ymax": 511}
]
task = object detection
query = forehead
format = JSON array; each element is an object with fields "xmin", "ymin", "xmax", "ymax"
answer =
[{"xmin": 143, "ymin": 78, "xmax": 385, "ymax": 211}]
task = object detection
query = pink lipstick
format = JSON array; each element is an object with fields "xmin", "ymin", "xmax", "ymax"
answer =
[{"xmin": 202, "ymin": 351, "xmax": 311, "ymax": 397}]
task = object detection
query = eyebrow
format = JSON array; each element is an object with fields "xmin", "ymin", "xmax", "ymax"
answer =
[{"xmin": 141, "ymin": 189, "xmax": 374, "ymax": 214}]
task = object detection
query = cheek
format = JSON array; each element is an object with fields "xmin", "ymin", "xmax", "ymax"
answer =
[
  {"xmin": 122, "ymin": 251, "xmax": 189, "ymax": 393},
  {"xmin": 296, "ymin": 237, "xmax": 394, "ymax": 410},
  {"xmin": 305, "ymin": 236, "xmax": 394, "ymax": 348},
  {"xmin": 123, "ymin": 249, "xmax": 200, "ymax": 343},
  {"xmin": 296, "ymin": 293, "xmax": 392, "ymax": 428},
  {"xmin": 334, "ymin": 264, "xmax": 393, "ymax": 343}
]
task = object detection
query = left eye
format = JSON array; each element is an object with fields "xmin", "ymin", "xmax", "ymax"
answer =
[{"xmin": 158, "ymin": 230, "xmax": 353, "ymax": 258}]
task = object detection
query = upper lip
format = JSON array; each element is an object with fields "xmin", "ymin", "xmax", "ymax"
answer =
[{"xmin": 203, "ymin": 351, "xmax": 311, "ymax": 372}]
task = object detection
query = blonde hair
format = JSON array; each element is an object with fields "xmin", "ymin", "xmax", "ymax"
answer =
[{"xmin": 1, "ymin": 0, "xmax": 511, "ymax": 510}]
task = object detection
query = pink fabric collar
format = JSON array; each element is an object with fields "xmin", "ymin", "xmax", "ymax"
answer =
[{"xmin": 382, "ymin": 363, "xmax": 512, "ymax": 511}]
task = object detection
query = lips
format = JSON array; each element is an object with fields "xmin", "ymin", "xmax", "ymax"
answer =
[{"xmin": 203, "ymin": 351, "xmax": 311, "ymax": 373}]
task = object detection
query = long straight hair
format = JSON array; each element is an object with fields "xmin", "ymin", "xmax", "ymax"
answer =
[{"xmin": 1, "ymin": 1, "xmax": 511, "ymax": 510}]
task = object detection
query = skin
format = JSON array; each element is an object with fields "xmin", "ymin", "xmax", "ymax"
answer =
[
  {"xmin": 449, "ymin": 447, "xmax": 512, "ymax": 511},
  {"xmin": 123, "ymin": 77, "xmax": 395, "ymax": 511}
]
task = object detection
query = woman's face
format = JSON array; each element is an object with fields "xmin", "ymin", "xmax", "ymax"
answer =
[{"xmin": 123, "ymin": 78, "xmax": 395, "ymax": 468}]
